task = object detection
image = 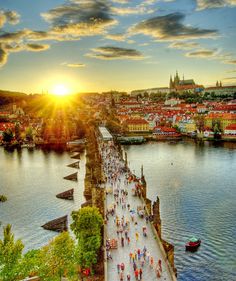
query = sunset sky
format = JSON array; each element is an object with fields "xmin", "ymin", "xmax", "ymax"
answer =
[{"xmin": 0, "ymin": 0, "xmax": 236, "ymax": 94}]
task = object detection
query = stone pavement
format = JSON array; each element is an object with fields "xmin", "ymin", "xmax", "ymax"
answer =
[{"xmin": 101, "ymin": 141, "xmax": 174, "ymax": 281}]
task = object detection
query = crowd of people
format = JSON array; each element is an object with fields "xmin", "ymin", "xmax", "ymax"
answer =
[{"xmin": 99, "ymin": 139, "xmax": 166, "ymax": 280}]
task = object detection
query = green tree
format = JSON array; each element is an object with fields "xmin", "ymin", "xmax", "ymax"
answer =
[
  {"xmin": 39, "ymin": 232, "xmax": 76, "ymax": 281},
  {"xmin": 0, "ymin": 195, "xmax": 7, "ymax": 202},
  {"xmin": 71, "ymin": 207, "xmax": 103, "ymax": 271},
  {"xmin": 17, "ymin": 249, "xmax": 41, "ymax": 280},
  {"xmin": 0, "ymin": 224, "xmax": 24, "ymax": 281},
  {"xmin": 2, "ymin": 129, "xmax": 13, "ymax": 143}
]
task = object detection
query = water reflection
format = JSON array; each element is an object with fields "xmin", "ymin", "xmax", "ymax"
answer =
[{"xmin": 0, "ymin": 147, "xmax": 85, "ymax": 252}]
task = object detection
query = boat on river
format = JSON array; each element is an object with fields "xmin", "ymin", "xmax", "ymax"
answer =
[{"xmin": 185, "ymin": 237, "xmax": 201, "ymax": 251}]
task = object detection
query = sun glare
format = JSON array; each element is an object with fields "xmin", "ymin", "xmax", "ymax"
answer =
[{"xmin": 52, "ymin": 84, "xmax": 70, "ymax": 96}]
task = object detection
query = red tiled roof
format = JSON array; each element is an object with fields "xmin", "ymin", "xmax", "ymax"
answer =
[
  {"xmin": 0, "ymin": 122, "xmax": 15, "ymax": 131},
  {"xmin": 225, "ymin": 124, "xmax": 236, "ymax": 130}
]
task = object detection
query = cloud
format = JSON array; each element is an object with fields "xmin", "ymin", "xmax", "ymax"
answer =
[
  {"xmin": 196, "ymin": 0, "xmax": 236, "ymax": 10},
  {"xmin": 223, "ymin": 76, "xmax": 236, "ymax": 80},
  {"xmin": 169, "ymin": 41, "xmax": 200, "ymax": 50},
  {"xmin": 111, "ymin": 0, "xmax": 129, "ymax": 3},
  {"xmin": 185, "ymin": 48, "xmax": 218, "ymax": 58},
  {"xmin": 63, "ymin": 62, "xmax": 86, "ymax": 67},
  {"xmin": 41, "ymin": 0, "xmax": 117, "ymax": 39},
  {"xmin": 111, "ymin": 5, "xmax": 155, "ymax": 15},
  {"xmin": 3, "ymin": 44, "xmax": 24, "ymax": 53},
  {"xmin": 225, "ymin": 59, "xmax": 236, "ymax": 64},
  {"xmin": 25, "ymin": 43, "xmax": 50, "ymax": 52},
  {"xmin": 222, "ymin": 76, "xmax": 236, "ymax": 84},
  {"xmin": 0, "ymin": 44, "xmax": 8, "ymax": 66},
  {"xmin": 0, "ymin": 9, "xmax": 20, "ymax": 28},
  {"xmin": 0, "ymin": 42, "xmax": 50, "ymax": 67},
  {"xmin": 130, "ymin": 12, "xmax": 218, "ymax": 41},
  {"xmin": 87, "ymin": 46, "xmax": 145, "ymax": 60},
  {"xmin": 0, "ymin": 30, "xmax": 28, "ymax": 43},
  {"xmin": 105, "ymin": 33, "xmax": 126, "ymax": 41}
]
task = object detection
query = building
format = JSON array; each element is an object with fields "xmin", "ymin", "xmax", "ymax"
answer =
[
  {"xmin": 131, "ymin": 87, "xmax": 170, "ymax": 97},
  {"xmin": 153, "ymin": 126, "xmax": 181, "ymax": 139},
  {"xmin": 169, "ymin": 71, "xmax": 204, "ymax": 93},
  {"xmin": 125, "ymin": 118, "xmax": 149, "ymax": 132},
  {"xmin": 205, "ymin": 113, "xmax": 236, "ymax": 131},
  {"xmin": 224, "ymin": 124, "xmax": 236, "ymax": 135},
  {"xmin": 205, "ymin": 82, "xmax": 236, "ymax": 97}
]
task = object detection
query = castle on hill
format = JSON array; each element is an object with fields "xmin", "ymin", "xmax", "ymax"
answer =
[{"xmin": 169, "ymin": 71, "xmax": 203, "ymax": 93}]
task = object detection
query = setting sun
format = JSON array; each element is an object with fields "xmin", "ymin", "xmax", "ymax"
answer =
[{"xmin": 52, "ymin": 84, "xmax": 70, "ymax": 96}]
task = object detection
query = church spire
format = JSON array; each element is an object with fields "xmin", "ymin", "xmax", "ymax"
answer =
[{"xmin": 169, "ymin": 75, "xmax": 173, "ymax": 89}]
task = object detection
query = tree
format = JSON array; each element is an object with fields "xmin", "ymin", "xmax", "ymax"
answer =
[
  {"xmin": 71, "ymin": 207, "xmax": 103, "ymax": 271},
  {"xmin": 25, "ymin": 127, "xmax": 33, "ymax": 142},
  {"xmin": 2, "ymin": 129, "xmax": 13, "ymax": 143},
  {"xmin": 17, "ymin": 249, "xmax": 41, "ymax": 280},
  {"xmin": 14, "ymin": 123, "xmax": 21, "ymax": 141},
  {"xmin": 38, "ymin": 232, "xmax": 76, "ymax": 281},
  {"xmin": 0, "ymin": 224, "xmax": 24, "ymax": 281}
]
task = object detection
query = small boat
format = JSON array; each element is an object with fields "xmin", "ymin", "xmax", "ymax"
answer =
[{"xmin": 185, "ymin": 237, "xmax": 201, "ymax": 251}]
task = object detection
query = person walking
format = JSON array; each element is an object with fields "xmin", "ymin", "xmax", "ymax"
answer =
[
  {"xmin": 129, "ymin": 252, "xmax": 132, "ymax": 263},
  {"xmin": 158, "ymin": 259, "xmax": 162, "ymax": 272},
  {"xmin": 150, "ymin": 256, "xmax": 154, "ymax": 268},
  {"xmin": 121, "ymin": 236, "xmax": 124, "ymax": 247},
  {"xmin": 134, "ymin": 268, "xmax": 139, "ymax": 281},
  {"xmin": 120, "ymin": 271, "xmax": 124, "ymax": 281},
  {"xmin": 127, "ymin": 274, "xmax": 131, "ymax": 281},
  {"xmin": 139, "ymin": 268, "xmax": 143, "ymax": 280},
  {"xmin": 117, "ymin": 263, "xmax": 120, "ymax": 274}
]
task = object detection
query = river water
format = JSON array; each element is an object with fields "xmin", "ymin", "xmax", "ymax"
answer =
[
  {"xmin": 123, "ymin": 140, "xmax": 236, "ymax": 281},
  {"xmin": 0, "ymin": 147, "xmax": 85, "ymax": 252}
]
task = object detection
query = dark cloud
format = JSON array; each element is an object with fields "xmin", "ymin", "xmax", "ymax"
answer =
[
  {"xmin": 26, "ymin": 43, "xmax": 50, "ymax": 51},
  {"xmin": 41, "ymin": 0, "xmax": 117, "ymax": 38},
  {"xmin": 196, "ymin": 0, "xmax": 236, "ymax": 10},
  {"xmin": 0, "ymin": 30, "xmax": 28, "ymax": 43},
  {"xmin": 0, "ymin": 9, "xmax": 20, "ymax": 28},
  {"xmin": 3, "ymin": 43, "xmax": 24, "ymax": 52},
  {"xmin": 130, "ymin": 12, "xmax": 218, "ymax": 41},
  {"xmin": 87, "ymin": 46, "xmax": 145, "ymax": 60}
]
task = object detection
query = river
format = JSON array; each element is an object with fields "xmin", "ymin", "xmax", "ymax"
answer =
[
  {"xmin": 123, "ymin": 140, "xmax": 236, "ymax": 281},
  {"xmin": 0, "ymin": 147, "xmax": 85, "ymax": 252}
]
